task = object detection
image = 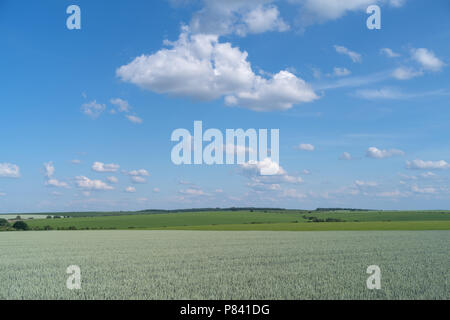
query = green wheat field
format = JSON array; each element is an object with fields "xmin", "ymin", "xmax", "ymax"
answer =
[{"xmin": 0, "ymin": 209, "xmax": 449, "ymax": 299}]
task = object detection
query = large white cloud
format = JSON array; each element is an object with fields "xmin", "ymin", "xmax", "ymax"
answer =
[
  {"xmin": 0, "ymin": 163, "xmax": 20, "ymax": 178},
  {"xmin": 117, "ymin": 28, "xmax": 318, "ymax": 111}
]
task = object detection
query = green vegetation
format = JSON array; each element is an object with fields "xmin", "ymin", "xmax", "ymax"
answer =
[
  {"xmin": 11, "ymin": 221, "xmax": 29, "ymax": 231},
  {"xmin": 0, "ymin": 230, "xmax": 448, "ymax": 299},
  {"xmin": 16, "ymin": 209, "xmax": 450, "ymax": 232},
  {"xmin": 25, "ymin": 210, "xmax": 305, "ymax": 230},
  {"xmin": 160, "ymin": 221, "xmax": 450, "ymax": 231},
  {"xmin": 0, "ymin": 218, "xmax": 8, "ymax": 227},
  {"xmin": 0, "ymin": 219, "xmax": 30, "ymax": 231}
]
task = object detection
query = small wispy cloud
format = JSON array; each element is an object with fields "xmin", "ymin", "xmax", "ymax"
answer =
[
  {"xmin": 354, "ymin": 87, "xmax": 449, "ymax": 100},
  {"xmin": 81, "ymin": 100, "xmax": 106, "ymax": 118},
  {"xmin": 334, "ymin": 45, "xmax": 362, "ymax": 63},
  {"xmin": 126, "ymin": 115, "xmax": 143, "ymax": 124},
  {"xmin": 411, "ymin": 48, "xmax": 445, "ymax": 72},
  {"xmin": 380, "ymin": 48, "xmax": 400, "ymax": 58}
]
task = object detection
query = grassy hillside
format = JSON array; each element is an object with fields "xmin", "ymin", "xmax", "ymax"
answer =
[
  {"xmin": 23, "ymin": 209, "xmax": 450, "ymax": 231},
  {"xmin": 25, "ymin": 210, "xmax": 303, "ymax": 229}
]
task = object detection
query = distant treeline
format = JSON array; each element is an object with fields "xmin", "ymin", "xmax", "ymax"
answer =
[
  {"xmin": 139, "ymin": 207, "xmax": 287, "ymax": 213},
  {"xmin": 2, "ymin": 207, "xmax": 378, "ymax": 218},
  {"xmin": 315, "ymin": 208, "xmax": 375, "ymax": 212}
]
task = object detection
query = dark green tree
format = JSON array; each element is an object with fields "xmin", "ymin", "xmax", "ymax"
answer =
[{"xmin": 12, "ymin": 221, "xmax": 29, "ymax": 231}]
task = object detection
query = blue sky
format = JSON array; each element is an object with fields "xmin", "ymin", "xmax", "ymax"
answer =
[{"xmin": 1, "ymin": 0, "xmax": 450, "ymax": 213}]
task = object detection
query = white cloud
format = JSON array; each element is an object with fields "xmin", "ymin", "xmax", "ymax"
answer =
[
  {"xmin": 189, "ymin": 1, "xmax": 288, "ymax": 36},
  {"xmin": 71, "ymin": 159, "xmax": 81, "ymax": 164},
  {"xmin": 377, "ymin": 190, "xmax": 406, "ymax": 198},
  {"xmin": 124, "ymin": 169, "xmax": 149, "ymax": 184},
  {"xmin": 355, "ymin": 87, "xmax": 449, "ymax": 100},
  {"xmin": 240, "ymin": 158, "xmax": 303, "ymax": 184},
  {"xmin": 45, "ymin": 179, "xmax": 69, "ymax": 188},
  {"xmin": 296, "ymin": 143, "xmax": 315, "ymax": 151},
  {"xmin": 391, "ymin": 67, "xmax": 423, "ymax": 80},
  {"xmin": 179, "ymin": 188, "xmax": 206, "ymax": 196},
  {"xmin": 125, "ymin": 186, "xmax": 137, "ymax": 193},
  {"xmin": 43, "ymin": 162, "xmax": 69, "ymax": 188},
  {"xmin": 125, "ymin": 115, "xmax": 143, "ymax": 124},
  {"xmin": 420, "ymin": 171, "xmax": 436, "ymax": 178},
  {"xmin": 131, "ymin": 176, "xmax": 147, "ymax": 184},
  {"xmin": 106, "ymin": 176, "xmax": 118, "ymax": 184},
  {"xmin": 117, "ymin": 28, "xmax": 318, "ymax": 111},
  {"xmin": 332, "ymin": 67, "xmax": 351, "ymax": 77},
  {"xmin": 126, "ymin": 169, "xmax": 150, "ymax": 177},
  {"xmin": 110, "ymin": 98, "xmax": 131, "ymax": 113},
  {"xmin": 92, "ymin": 162, "xmax": 120, "ymax": 173},
  {"xmin": 380, "ymin": 48, "xmax": 400, "ymax": 58},
  {"xmin": 282, "ymin": 188, "xmax": 307, "ymax": 200},
  {"xmin": 247, "ymin": 182, "xmax": 281, "ymax": 192},
  {"xmin": 355, "ymin": 180, "xmax": 378, "ymax": 187},
  {"xmin": 411, "ymin": 184, "xmax": 436, "ymax": 194},
  {"xmin": 406, "ymin": 159, "xmax": 450, "ymax": 170},
  {"xmin": 75, "ymin": 176, "xmax": 114, "ymax": 190},
  {"xmin": 366, "ymin": 147, "xmax": 405, "ymax": 159},
  {"xmin": 81, "ymin": 100, "xmax": 106, "ymax": 118},
  {"xmin": 0, "ymin": 163, "xmax": 20, "ymax": 178},
  {"xmin": 334, "ymin": 45, "xmax": 362, "ymax": 63},
  {"xmin": 43, "ymin": 162, "xmax": 55, "ymax": 178},
  {"xmin": 398, "ymin": 173, "xmax": 417, "ymax": 180},
  {"xmin": 339, "ymin": 152, "xmax": 352, "ymax": 160},
  {"xmin": 241, "ymin": 5, "xmax": 289, "ymax": 35},
  {"xmin": 153, "ymin": 188, "xmax": 160, "ymax": 193},
  {"xmin": 291, "ymin": 0, "xmax": 406, "ymax": 27},
  {"xmin": 225, "ymin": 70, "xmax": 318, "ymax": 111},
  {"xmin": 355, "ymin": 88, "xmax": 406, "ymax": 100},
  {"xmin": 0, "ymin": 192, "xmax": 6, "ymax": 197},
  {"xmin": 411, "ymin": 48, "xmax": 445, "ymax": 72}
]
